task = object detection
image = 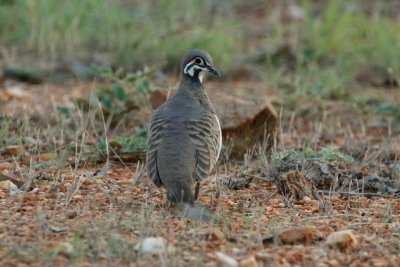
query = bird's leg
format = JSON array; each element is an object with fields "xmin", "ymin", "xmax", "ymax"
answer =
[{"xmin": 194, "ymin": 182, "xmax": 200, "ymax": 201}]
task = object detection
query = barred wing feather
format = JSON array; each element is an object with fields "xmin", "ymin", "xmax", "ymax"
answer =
[
  {"xmin": 185, "ymin": 113, "xmax": 221, "ymax": 182},
  {"xmin": 146, "ymin": 112, "xmax": 168, "ymax": 187}
]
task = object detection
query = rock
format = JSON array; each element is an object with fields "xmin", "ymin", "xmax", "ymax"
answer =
[
  {"xmin": 326, "ymin": 230, "xmax": 358, "ymax": 252},
  {"xmin": 148, "ymin": 81, "xmax": 280, "ymax": 158},
  {"xmin": 239, "ymin": 256, "xmax": 258, "ymax": 267},
  {"xmin": 0, "ymin": 180, "xmax": 18, "ymax": 190},
  {"xmin": 215, "ymin": 252, "xmax": 238, "ymax": 267},
  {"xmin": 212, "ymin": 83, "xmax": 279, "ymax": 158},
  {"xmin": 135, "ymin": 237, "xmax": 166, "ymax": 254},
  {"xmin": 273, "ymin": 226, "xmax": 318, "ymax": 245}
]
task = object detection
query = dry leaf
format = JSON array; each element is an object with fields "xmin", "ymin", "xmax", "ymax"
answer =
[
  {"xmin": 326, "ymin": 259, "xmax": 340, "ymax": 267},
  {"xmin": 273, "ymin": 226, "xmax": 317, "ymax": 245},
  {"xmin": 209, "ymin": 228, "xmax": 225, "ymax": 241},
  {"xmin": 3, "ymin": 145, "xmax": 25, "ymax": 156},
  {"xmin": 149, "ymin": 89, "xmax": 167, "ymax": 109},
  {"xmin": 38, "ymin": 152, "xmax": 58, "ymax": 161},
  {"xmin": 371, "ymin": 258, "xmax": 388, "ymax": 267}
]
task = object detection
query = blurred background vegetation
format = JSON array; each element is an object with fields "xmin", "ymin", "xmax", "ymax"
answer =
[
  {"xmin": 1, "ymin": 0, "xmax": 399, "ymax": 93},
  {"xmin": 1, "ymin": 0, "xmax": 400, "ymax": 152},
  {"xmin": 0, "ymin": 0, "xmax": 399, "ymax": 81},
  {"xmin": 0, "ymin": 0, "xmax": 238, "ymax": 72}
]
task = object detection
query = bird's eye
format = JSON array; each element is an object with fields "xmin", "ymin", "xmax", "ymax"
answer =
[{"xmin": 194, "ymin": 57, "xmax": 202, "ymax": 64}]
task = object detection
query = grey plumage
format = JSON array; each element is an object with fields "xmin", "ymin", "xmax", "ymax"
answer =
[{"xmin": 146, "ymin": 49, "xmax": 222, "ymax": 204}]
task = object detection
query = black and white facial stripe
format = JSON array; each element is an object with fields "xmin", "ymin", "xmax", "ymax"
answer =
[{"xmin": 183, "ymin": 57, "xmax": 209, "ymax": 82}]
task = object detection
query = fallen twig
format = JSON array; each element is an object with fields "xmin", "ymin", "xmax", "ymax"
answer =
[
  {"xmin": 319, "ymin": 190, "xmax": 399, "ymax": 198},
  {"xmin": 242, "ymin": 173, "xmax": 275, "ymax": 182}
]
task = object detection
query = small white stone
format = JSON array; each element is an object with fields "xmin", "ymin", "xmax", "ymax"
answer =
[
  {"xmin": 215, "ymin": 252, "xmax": 238, "ymax": 267},
  {"xmin": 135, "ymin": 237, "xmax": 166, "ymax": 254}
]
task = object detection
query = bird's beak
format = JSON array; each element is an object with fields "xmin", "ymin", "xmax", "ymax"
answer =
[{"xmin": 207, "ymin": 65, "xmax": 221, "ymax": 77}]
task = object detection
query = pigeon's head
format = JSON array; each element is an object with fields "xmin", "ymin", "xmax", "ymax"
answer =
[{"xmin": 181, "ymin": 49, "xmax": 221, "ymax": 82}]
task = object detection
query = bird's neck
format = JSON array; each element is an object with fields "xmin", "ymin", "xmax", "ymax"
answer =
[
  {"xmin": 181, "ymin": 73, "xmax": 203, "ymax": 86},
  {"xmin": 177, "ymin": 75, "xmax": 215, "ymax": 112},
  {"xmin": 179, "ymin": 74, "xmax": 204, "ymax": 92}
]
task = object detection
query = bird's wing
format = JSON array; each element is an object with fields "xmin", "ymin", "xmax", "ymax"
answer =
[
  {"xmin": 146, "ymin": 111, "xmax": 168, "ymax": 187},
  {"xmin": 185, "ymin": 113, "xmax": 221, "ymax": 182}
]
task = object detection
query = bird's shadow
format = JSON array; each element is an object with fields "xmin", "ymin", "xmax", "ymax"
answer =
[{"xmin": 169, "ymin": 202, "xmax": 215, "ymax": 223}]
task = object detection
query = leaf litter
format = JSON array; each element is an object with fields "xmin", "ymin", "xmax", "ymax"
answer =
[{"xmin": 0, "ymin": 80, "xmax": 399, "ymax": 266}]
